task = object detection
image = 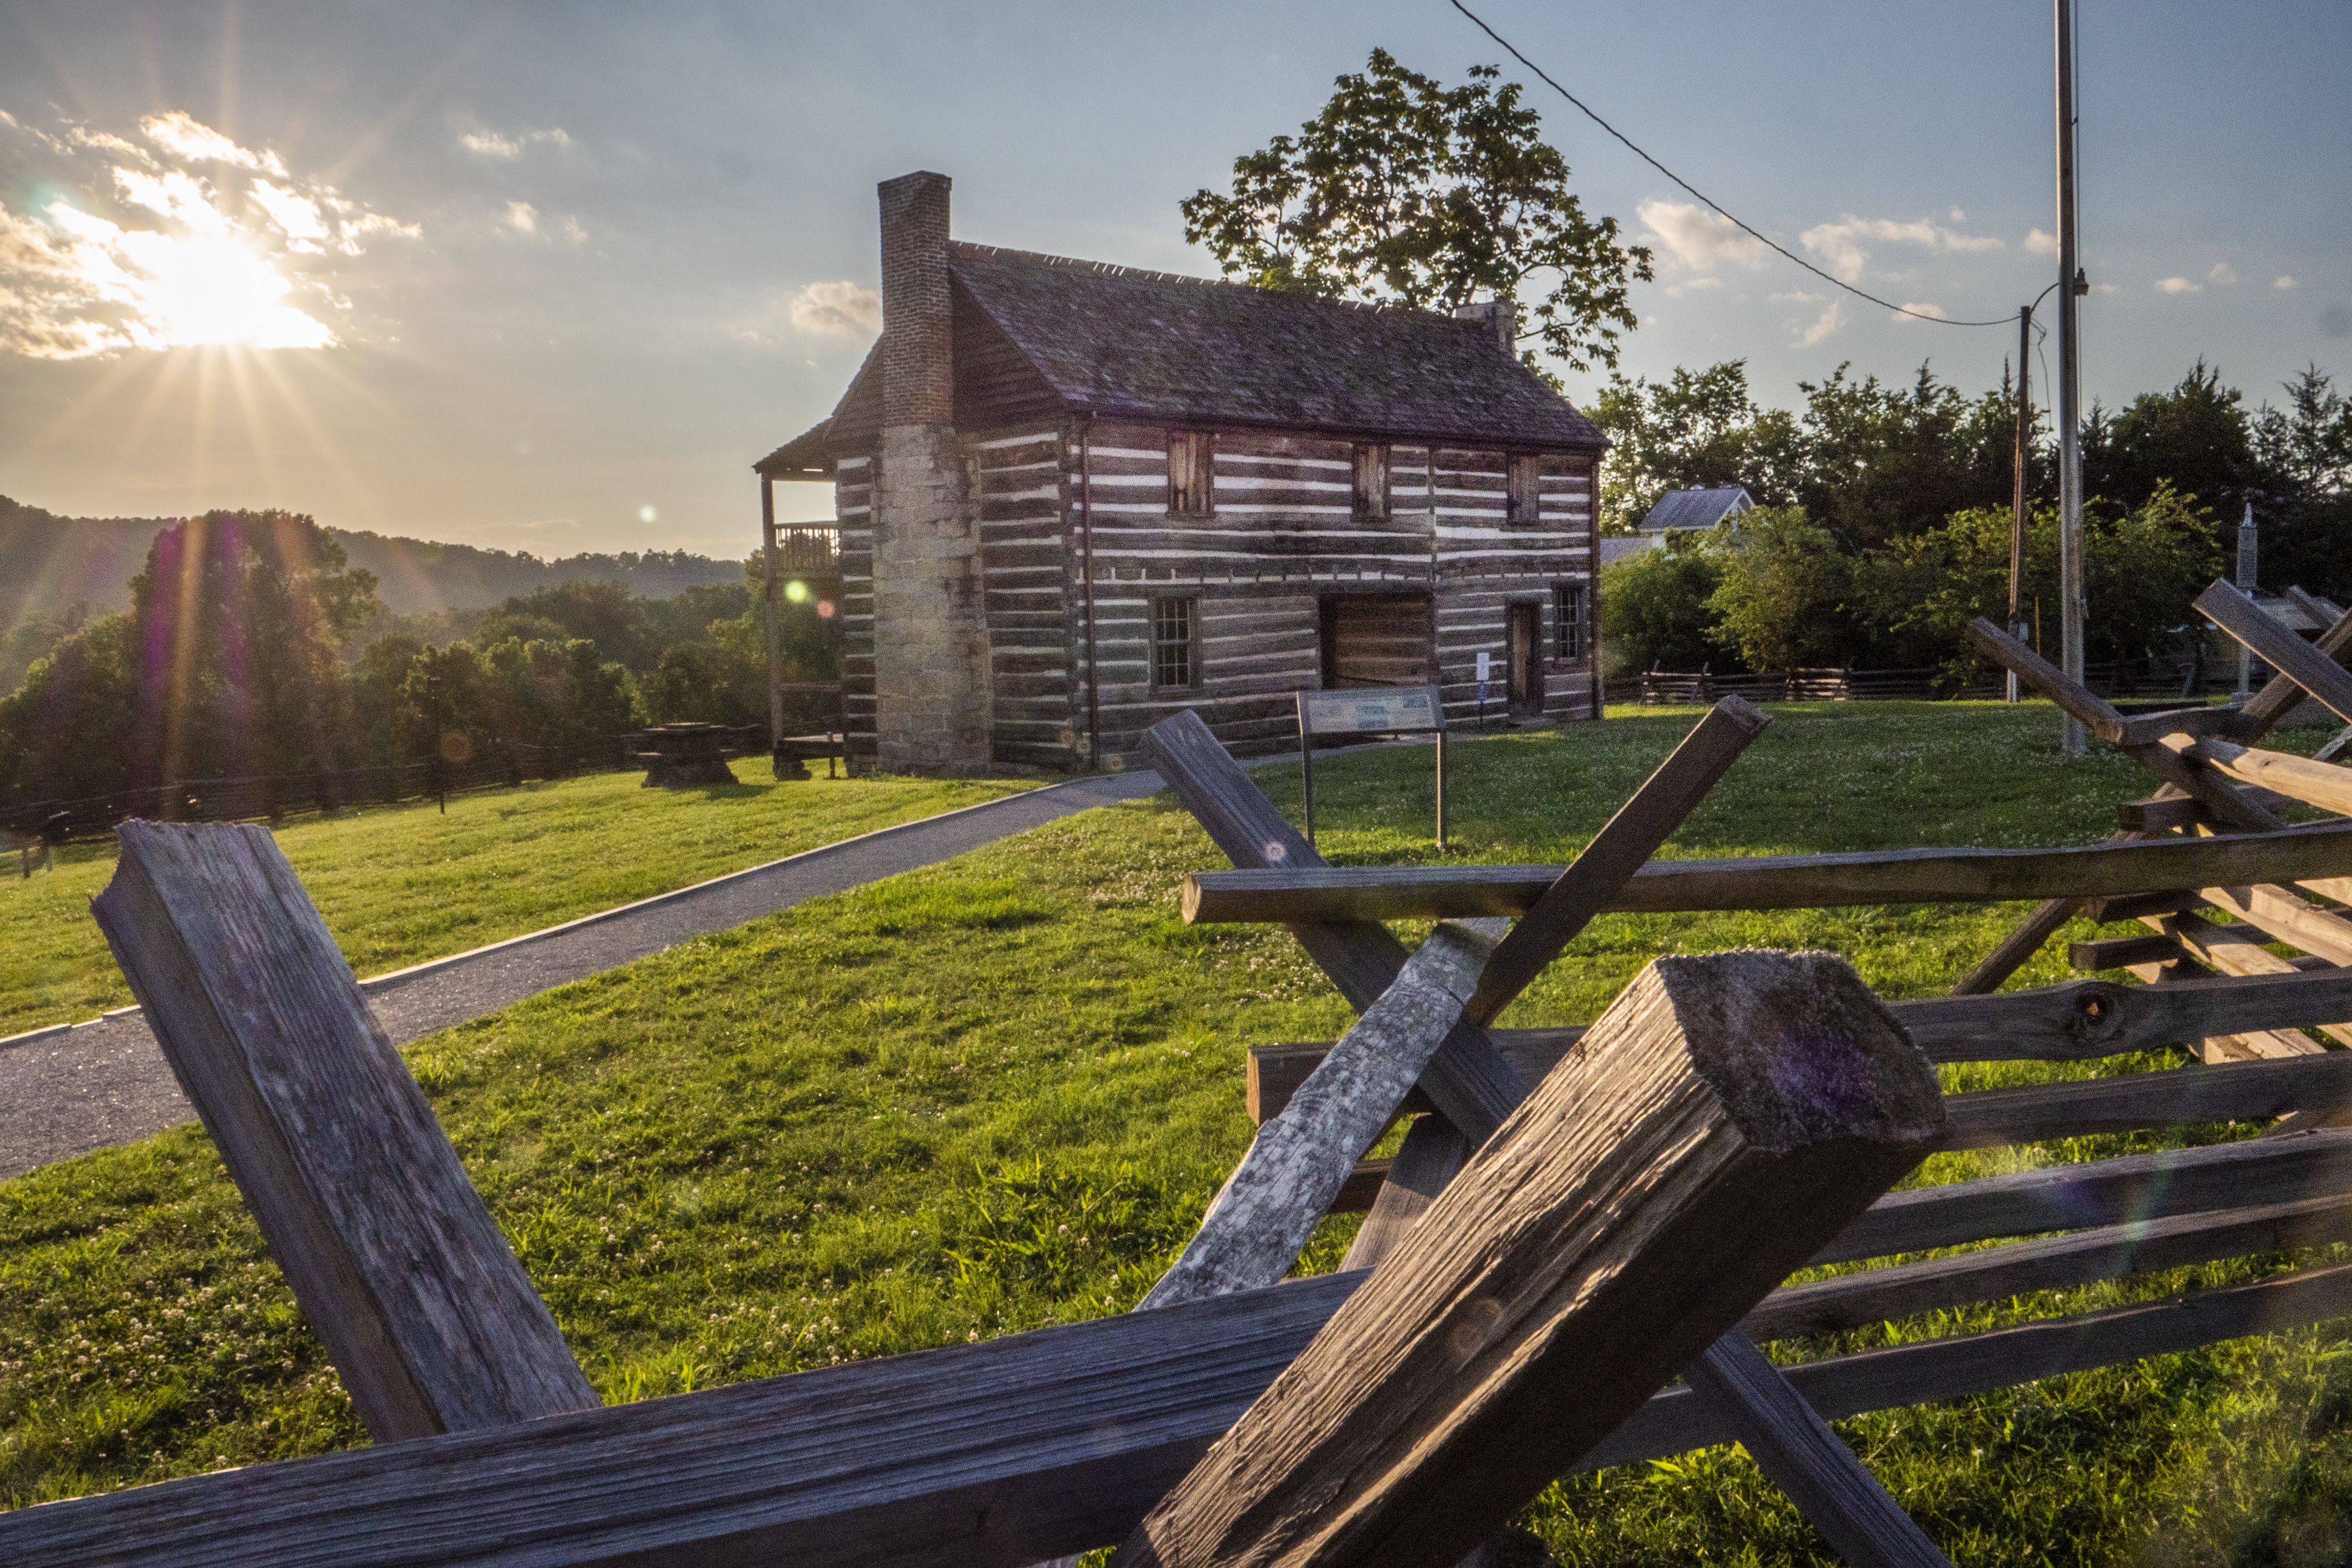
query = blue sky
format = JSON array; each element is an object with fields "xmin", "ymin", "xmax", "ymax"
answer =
[{"xmin": 2, "ymin": 1, "xmax": 2345, "ymax": 557}]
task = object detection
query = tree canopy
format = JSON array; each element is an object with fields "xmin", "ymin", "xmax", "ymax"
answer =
[{"xmin": 1180, "ymin": 48, "xmax": 1652, "ymax": 377}]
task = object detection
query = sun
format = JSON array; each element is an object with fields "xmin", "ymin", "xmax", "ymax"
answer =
[{"xmin": 46, "ymin": 204, "xmax": 337, "ymax": 351}]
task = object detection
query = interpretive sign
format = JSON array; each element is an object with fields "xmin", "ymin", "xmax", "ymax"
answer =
[{"xmin": 1296, "ymin": 684, "xmax": 1448, "ymax": 851}]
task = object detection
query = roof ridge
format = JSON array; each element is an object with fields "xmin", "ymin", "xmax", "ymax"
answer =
[{"xmin": 947, "ymin": 240, "xmax": 1401, "ymax": 317}]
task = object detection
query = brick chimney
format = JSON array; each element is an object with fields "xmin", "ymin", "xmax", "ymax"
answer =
[
  {"xmin": 1454, "ymin": 299, "xmax": 1515, "ymax": 353},
  {"xmin": 870, "ymin": 171, "xmax": 992, "ymax": 773}
]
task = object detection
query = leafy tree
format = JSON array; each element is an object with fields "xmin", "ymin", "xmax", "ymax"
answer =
[
  {"xmin": 1597, "ymin": 544, "xmax": 1723, "ymax": 675},
  {"xmin": 1588, "ymin": 361, "xmax": 1801, "ymax": 531},
  {"xmin": 1789, "ymin": 364, "xmax": 2017, "ymax": 552},
  {"xmin": 2252, "ymin": 365, "xmax": 2352, "ymax": 599},
  {"xmin": 1705, "ymin": 507, "xmax": 1853, "ymax": 672},
  {"xmin": 126, "ymin": 510, "xmax": 380, "ymax": 789},
  {"xmin": 2082, "ymin": 359, "xmax": 2253, "ymax": 516},
  {"xmin": 0, "ymin": 613, "xmax": 140, "ymax": 804},
  {"xmin": 476, "ymin": 580, "xmax": 660, "ymax": 672},
  {"xmin": 1180, "ymin": 48, "xmax": 1652, "ymax": 376}
]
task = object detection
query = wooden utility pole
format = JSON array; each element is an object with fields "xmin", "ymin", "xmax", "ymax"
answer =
[
  {"xmin": 2010, "ymin": 305, "xmax": 2032, "ymax": 705},
  {"xmin": 2055, "ymin": 0, "xmax": 2086, "ymax": 754},
  {"xmin": 760, "ymin": 474, "xmax": 787, "ymax": 777}
]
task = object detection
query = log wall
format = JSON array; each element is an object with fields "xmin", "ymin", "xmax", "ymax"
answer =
[{"xmin": 830, "ymin": 419, "xmax": 1598, "ymax": 770}]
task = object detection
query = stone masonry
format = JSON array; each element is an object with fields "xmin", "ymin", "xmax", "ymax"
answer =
[{"xmin": 872, "ymin": 171, "xmax": 992, "ymax": 771}]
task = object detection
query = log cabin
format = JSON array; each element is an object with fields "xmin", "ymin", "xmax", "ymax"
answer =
[{"xmin": 755, "ymin": 171, "xmax": 1607, "ymax": 773}]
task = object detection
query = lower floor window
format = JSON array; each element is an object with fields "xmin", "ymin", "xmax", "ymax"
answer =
[
  {"xmin": 1152, "ymin": 596, "xmax": 1198, "ymax": 689},
  {"xmin": 1554, "ymin": 582, "xmax": 1586, "ymax": 660}
]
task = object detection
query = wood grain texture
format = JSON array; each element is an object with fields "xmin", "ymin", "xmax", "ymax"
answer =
[
  {"xmin": 1891, "ymin": 969, "xmax": 2352, "ymax": 1063},
  {"xmin": 1141, "ymin": 920, "xmax": 1503, "ymax": 1309},
  {"xmin": 2198, "ymin": 579, "xmax": 2352, "ymax": 728},
  {"xmin": 1179, "ymin": 824, "xmax": 2352, "ymax": 924},
  {"xmin": 2155, "ymin": 910, "xmax": 2348, "ymax": 1051},
  {"xmin": 1584, "ymin": 1262, "xmax": 2352, "ymax": 1475},
  {"xmin": 1682, "ymin": 1335, "xmax": 1952, "ymax": 1568},
  {"xmin": 1123, "ymin": 951, "xmax": 1946, "ymax": 1568},
  {"xmin": 1941, "ymin": 1053, "xmax": 2352, "ymax": 1148},
  {"xmin": 2111, "ymin": 704, "xmax": 2246, "ymax": 748},
  {"xmin": 1143, "ymin": 708, "xmax": 1522, "ymax": 1143},
  {"xmin": 1464, "ymin": 696, "xmax": 1769, "ymax": 1023},
  {"xmin": 1950, "ymin": 895, "xmax": 2087, "ymax": 997},
  {"xmin": 0, "ymin": 1269, "xmax": 1370, "ymax": 1568},
  {"xmin": 2117, "ymin": 789, "xmax": 2293, "ymax": 833},
  {"xmin": 2237, "ymin": 592, "xmax": 2352, "ymax": 731},
  {"xmin": 1814, "ymin": 1127, "xmax": 2352, "ymax": 1267},
  {"xmin": 2170, "ymin": 733, "xmax": 2352, "ymax": 818},
  {"xmin": 1337, "ymin": 1115, "xmax": 1472, "ymax": 1270},
  {"xmin": 2195, "ymin": 881, "xmax": 2352, "ymax": 968},
  {"xmin": 1746, "ymin": 1191, "xmax": 2352, "ymax": 1343},
  {"xmin": 1248, "ymin": 1032, "xmax": 1580, "ymax": 1128},
  {"xmin": 88, "ymin": 821, "xmax": 598, "ymax": 1441}
]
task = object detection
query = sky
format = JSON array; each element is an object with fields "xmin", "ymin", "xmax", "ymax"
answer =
[{"xmin": 1, "ymin": 1, "xmax": 2346, "ymax": 559}]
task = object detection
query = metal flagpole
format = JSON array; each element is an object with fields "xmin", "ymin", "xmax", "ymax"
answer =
[{"xmin": 2055, "ymin": 0, "xmax": 2087, "ymax": 754}]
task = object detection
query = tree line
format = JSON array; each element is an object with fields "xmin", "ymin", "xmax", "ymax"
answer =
[
  {"xmin": 1595, "ymin": 359, "xmax": 2352, "ymax": 679},
  {"xmin": 0, "ymin": 512, "xmax": 838, "ymax": 810}
]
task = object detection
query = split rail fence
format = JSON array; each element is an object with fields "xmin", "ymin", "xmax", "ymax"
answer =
[{"xmin": 5, "ymin": 578, "xmax": 2352, "ymax": 1565}]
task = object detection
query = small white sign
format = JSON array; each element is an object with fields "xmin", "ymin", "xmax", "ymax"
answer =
[{"xmin": 1476, "ymin": 650, "xmax": 1492, "ymax": 682}]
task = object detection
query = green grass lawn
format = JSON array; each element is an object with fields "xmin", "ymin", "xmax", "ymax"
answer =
[
  {"xmin": 0, "ymin": 761, "xmax": 1032, "ymax": 1038},
  {"xmin": 7, "ymin": 700, "xmax": 2352, "ymax": 1564}
]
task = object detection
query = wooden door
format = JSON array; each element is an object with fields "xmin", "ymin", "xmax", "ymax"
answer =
[
  {"xmin": 1507, "ymin": 602, "xmax": 1543, "ymax": 716},
  {"xmin": 1324, "ymin": 594, "xmax": 1433, "ymax": 688}
]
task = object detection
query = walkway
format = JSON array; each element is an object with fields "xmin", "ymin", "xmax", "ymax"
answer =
[{"xmin": 0, "ymin": 770, "xmax": 1166, "ymax": 1180}]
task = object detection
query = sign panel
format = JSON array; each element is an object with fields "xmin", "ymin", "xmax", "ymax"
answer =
[{"xmin": 1298, "ymin": 685, "xmax": 1443, "ymax": 737}]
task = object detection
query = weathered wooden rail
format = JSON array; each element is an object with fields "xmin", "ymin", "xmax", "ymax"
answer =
[{"xmin": 11, "ymin": 583, "xmax": 2352, "ymax": 1567}]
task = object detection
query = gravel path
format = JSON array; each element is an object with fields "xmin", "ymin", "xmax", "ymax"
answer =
[{"xmin": 0, "ymin": 770, "xmax": 1166, "ymax": 1181}]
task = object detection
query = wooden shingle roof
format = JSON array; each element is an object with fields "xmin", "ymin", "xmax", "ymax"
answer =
[{"xmin": 758, "ymin": 242, "xmax": 1605, "ymax": 475}]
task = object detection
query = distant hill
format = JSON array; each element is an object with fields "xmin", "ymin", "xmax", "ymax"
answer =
[{"xmin": 0, "ymin": 497, "xmax": 747, "ymax": 625}]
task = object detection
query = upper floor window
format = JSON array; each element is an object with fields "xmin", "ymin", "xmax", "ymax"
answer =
[
  {"xmin": 1506, "ymin": 454, "xmax": 1544, "ymax": 525},
  {"xmin": 1353, "ymin": 444, "xmax": 1390, "ymax": 521},
  {"xmin": 1169, "ymin": 431, "xmax": 1214, "ymax": 517}
]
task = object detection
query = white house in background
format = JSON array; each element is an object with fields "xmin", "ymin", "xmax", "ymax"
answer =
[{"xmin": 1598, "ymin": 485, "xmax": 1757, "ymax": 566}]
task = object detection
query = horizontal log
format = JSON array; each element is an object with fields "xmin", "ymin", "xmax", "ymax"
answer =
[
  {"xmin": 1815, "ymin": 1127, "xmax": 2352, "ymax": 1267},
  {"xmin": 2113, "ymin": 703, "xmax": 2246, "ymax": 748},
  {"xmin": 1181, "ymin": 824, "xmax": 2352, "ymax": 923},
  {"xmin": 1583, "ymin": 1261, "xmax": 2352, "ymax": 1473},
  {"xmin": 1746, "ymin": 1192, "xmax": 2352, "ymax": 1343},
  {"xmin": 2170, "ymin": 734, "xmax": 2352, "ymax": 818},
  {"xmin": 2116, "ymin": 785, "xmax": 2294, "ymax": 832},
  {"xmin": 1941, "ymin": 1053, "xmax": 2352, "ymax": 1148},
  {"xmin": 1245, "ymin": 1028, "xmax": 1579, "ymax": 1125},
  {"xmin": 2198, "ymin": 881, "xmax": 2352, "ymax": 968},
  {"xmin": 0, "ymin": 1271, "xmax": 1368, "ymax": 1568},
  {"xmin": 2068, "ymin": 933, "xmax": 2187, "ymax": 971}
]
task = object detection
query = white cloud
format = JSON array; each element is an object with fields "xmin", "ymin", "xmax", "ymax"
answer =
[
  {"xmin": 249, "ymin": 180, "xmax": 328, "ymax": 248},
  {"xmin": 2207, "ymin": 262, "xmax": 2240, "ymax": 286},
  {"xmin": 561, "ymin": 216, "xmax": 587, "ymax": 244},
  {"xmin": 2155, "ymin": 276, "xmax": 2200, "ymax": 294},
  {"xmin": 1895, "ymin": 302, "xmax": 1950, "ymax": 322},
  {"xmin": 788, "ymin": 279, "xmax": 881, "ymax": 335},
  {"xmin": 0, "ymin": 108, "xmax": 415, "ymax": 359},
  {"xmin": 461, "ymin": 127, "xmax": 572, "ymax": 158},
  {"xmin": 1799, "ymin": 214, "xmax": 2004, "ymax": 282},
  {"xmin": 1663, "ymin": 276, "xmax": 1722, "ymax": 298},
  {"xmin": 2277, "ymin": 276, "xmax": 2298, "ymax": 290},
  {"xmin": 506, "ymin": 201, "xmax": 539, "ymax": 233},
  {"xmin": 2025, "ymin": 228, "xmax": 2059, "ymax": 257},
  {"xmin": 1950, "ymin": 208, "xmax": 1967, "ymax": 222},
  {"xmin": 140, "ymin": 110, "xmax": 286, "ymax": 176},
  {"xmin": 1637, "ymin": 200, "xmax": 1770, "ymax": 272},
  {"xmin": 1773, "ymin": 291, "xmax": 1846, "ymax": 346}
]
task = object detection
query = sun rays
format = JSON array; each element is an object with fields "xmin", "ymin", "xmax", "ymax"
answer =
[{"xmin": 0, "ymin": 108, "xmax": 416, "ymax": 360}]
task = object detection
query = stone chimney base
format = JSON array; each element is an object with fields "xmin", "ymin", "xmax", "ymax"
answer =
[{"xmin": 872, "ymin": 425, "xmax": 992, "ymax": 772}]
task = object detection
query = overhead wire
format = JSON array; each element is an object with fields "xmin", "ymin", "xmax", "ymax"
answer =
[{"xmin": 1447, "ymin": 0, "xmax": 2015, "ymax": 328}]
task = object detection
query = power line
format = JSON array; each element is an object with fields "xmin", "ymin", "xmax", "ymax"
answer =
[{"xmin": 1448, "ymin": 0, "xmax": 2014, "ymax": 329}]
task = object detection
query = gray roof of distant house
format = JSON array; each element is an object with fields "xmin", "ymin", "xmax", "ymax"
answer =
[
  {"xmin": 759, "ymin": 242, "xmax": 1606, "ymax": 474},
  {"xmin": 1639, "ymin": 486, "xmax": 1755, "ymax": 532}
]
